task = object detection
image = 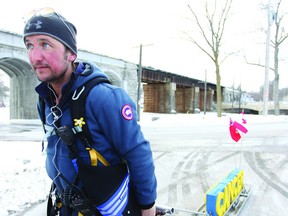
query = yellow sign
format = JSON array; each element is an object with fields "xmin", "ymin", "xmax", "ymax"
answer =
[{"xmin": 205, "ymin": 169, "xmax": 244, "ymax": 216}]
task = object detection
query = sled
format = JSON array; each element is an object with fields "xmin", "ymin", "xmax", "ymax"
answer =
[{"xmin": 156, "ymin": 185, "xmax": 252, "ymax": 216}]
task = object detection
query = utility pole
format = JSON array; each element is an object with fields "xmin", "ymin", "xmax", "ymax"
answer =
[
  {"xmin": 238, "ymin": 83, "xmax": 242, "ymax": 110},
  {"xmin": 263, "ymin": 0, "xmax": 272, "ymax": 116},
  {"xmin": 136, "ymin": 43, "xmax": 153, "ymax": 121},
  {"xmin": 137, "ymin": 44, "xmax": 142, "ymax": 121},
  {"xmin": 204, "ymin": 69, "xmax": 207, "ymax": 115},
  {"xmin": 232, "ymin": 78, "xmax": 235, "ymax": 111}
]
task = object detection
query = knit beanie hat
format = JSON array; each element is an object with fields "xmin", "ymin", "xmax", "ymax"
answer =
[{"xmin": 23, "ymin": 12, "xmax": 77, "ymax": 55}]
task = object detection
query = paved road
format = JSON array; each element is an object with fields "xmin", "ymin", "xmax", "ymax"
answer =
[
  {"xmin": 6, "ymin": 112, "xmax": 288, "ymax": 216},
  {"xmin": 141, "ymin": 113, "xmax": 288, "ymax": 215}
]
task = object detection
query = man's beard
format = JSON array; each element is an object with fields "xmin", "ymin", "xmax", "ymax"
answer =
[
  {"xmin": 36, "ymin": 52, "xmax": 70, "ymax": 84},
  {"xmin": 39, "ymin": 69, "xmax": 67, "ymax": 84}
]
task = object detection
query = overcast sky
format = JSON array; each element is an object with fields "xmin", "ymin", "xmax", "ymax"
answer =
[{"xmin": 1, "ymin": 0, "xmax": 288, "ymax": 92}]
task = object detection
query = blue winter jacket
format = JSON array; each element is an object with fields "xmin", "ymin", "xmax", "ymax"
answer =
[{"xmin": 36, "ymin": 62, "xmax": 157, "ymax": 213}]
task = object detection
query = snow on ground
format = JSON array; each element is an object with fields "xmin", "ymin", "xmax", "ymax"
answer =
[
  {"xmin": 0, "ymin": 142, "xmax": 50, "ymax": 216},
  {"xmin": 0, "ymin": 107, "xmax": 50, "ymax": 216},
  {"xmin": 0, "ymin": 106, "xmax": 286, "ymax": 216}
]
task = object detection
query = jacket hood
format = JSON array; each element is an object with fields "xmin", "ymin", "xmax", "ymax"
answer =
[{"xmin": 72, "ymin": 61, "xmax": 110, "ymax": 91}]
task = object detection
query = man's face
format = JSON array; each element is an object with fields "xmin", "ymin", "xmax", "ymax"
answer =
[{"xmin": 24, "ymin": 34, "xmax": 76, "ymax": 84}]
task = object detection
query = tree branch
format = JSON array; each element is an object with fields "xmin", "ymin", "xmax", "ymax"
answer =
[{"xmin": 244, "ymin": 55, "xmax": 275, "ymax": 72}]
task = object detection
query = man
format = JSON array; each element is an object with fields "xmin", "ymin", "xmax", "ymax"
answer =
[{"xmin": 23, "ymin": 8, "xmax": 157, "ymax": 216}]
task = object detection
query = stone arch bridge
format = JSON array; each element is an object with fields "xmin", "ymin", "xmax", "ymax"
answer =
[
  {"xmin": 0, "ymin": 29, "xmax": 218, "ymax": 120},
  {"xmin": 0, "ymin": 30, "xmax": 138, "ymax": 119}
]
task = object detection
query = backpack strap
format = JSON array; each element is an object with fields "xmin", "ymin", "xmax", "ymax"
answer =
[
  {"xmin": 39, "ymin": 96, "xmax": 45, "ymax": 124},
  {"xmin": 69, "ymin": 77, "xmax": 111, "ymax": 166},
  {"xmin": 39, "ymin": 96, "xmax": 49, "ymax": 152}
]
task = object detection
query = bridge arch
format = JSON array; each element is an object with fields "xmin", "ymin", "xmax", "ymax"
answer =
[{"xmin": 0, "ymin": 53, "xmax": 39, "ymax": 119}]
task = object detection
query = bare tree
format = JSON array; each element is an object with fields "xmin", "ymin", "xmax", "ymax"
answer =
[
  {"xmin": 185, "ymin": 0, "xmax": 233, "ymax": 117},
  {"xmin": 245, "ymin": 0, "xmax": 288, "ymax": 115},
  {"xmin": 272, "ymin": 0, "xmax": 288, "ymax": 115}
]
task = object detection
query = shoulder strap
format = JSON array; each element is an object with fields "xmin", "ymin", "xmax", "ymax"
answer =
[
  {"xmin": 39, "ymin": 96, "xmax": 46, "ymax": 124},
  {"xmin": 70, "ymin": 77, "xmax": 110, "ymax": 140},
  {"xmin": 69, "ymin": 77, "xmax": 111, "ymax": 166},
  {"xmin": 38, "ymin": 77, "xmax": 111, "ymax": 166},
  {"xmin": 38, "ymin": 77, "xmax": 110, "ymax": 131},
  {"xmin": 39, "ymin": 96, "xmax": 49, "ymax": 153}
]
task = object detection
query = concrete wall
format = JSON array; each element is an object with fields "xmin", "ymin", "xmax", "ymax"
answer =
[
  {"xmin": 77, "ymin": 51, "xmax": 138, "ymax": 102},
  {"xmin": 10, "ymin": 72, "xmax": 39, "ymax": 119}
]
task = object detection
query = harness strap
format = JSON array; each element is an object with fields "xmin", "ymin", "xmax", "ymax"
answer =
[
  {"xmin": 69, "ymin": 77, "xmax": 111, "ymax": 167},
  {"xmin": 97, "ymin": 174, "xmax": 130, "ymax": 216},
  {"xmin": 88, "ymin": 148, "xmax": 110, "ymax": 166}
]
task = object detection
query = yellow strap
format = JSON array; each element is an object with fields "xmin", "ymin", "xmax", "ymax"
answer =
[
  {"xmin": 87, "ymin": 148, "xmax": 110, "ymax": 166},
  {"xmin": 78, "ymin": 149, "xmax": 109, "ymax": 216},
  {"xmin": 56, "ymin": 202, "xmax": 62, "ymax": 209}
]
